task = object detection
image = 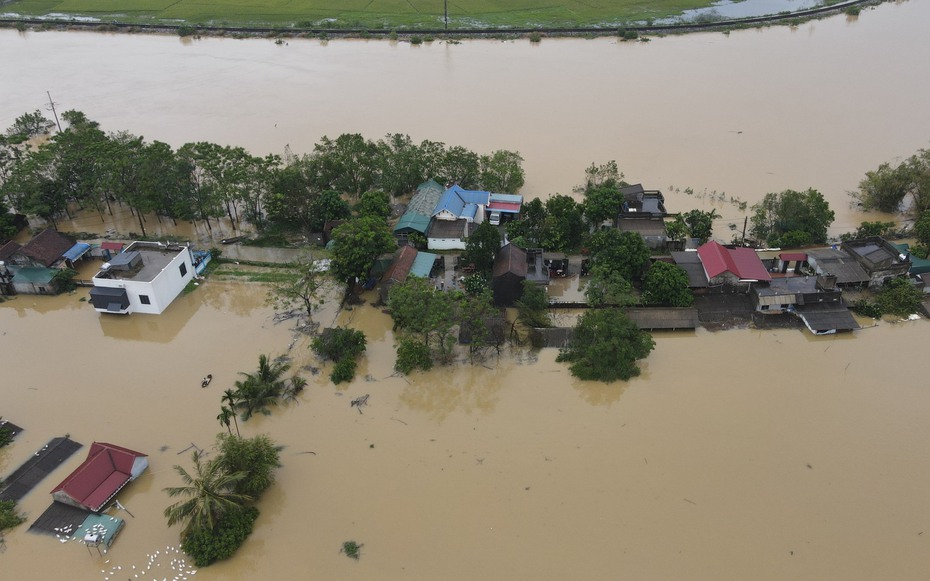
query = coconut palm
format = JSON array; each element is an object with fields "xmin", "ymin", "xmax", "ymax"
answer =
[
  {"xmin": 220, "ymin": 390, "xmax": 241, "ymax": 436},
  {"xmin": 217, "ymin": 406, "xmax": 234, "ymax": 436},
  {"xmin": 233, "ymin": 354, "xmax": 290, "ymax": 420},
  {"xmin": 163, "ymin": 450, "xmax": 252, "ymax": 538}
]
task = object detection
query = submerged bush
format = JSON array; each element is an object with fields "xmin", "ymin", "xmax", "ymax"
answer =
[
  {"xmin": 181, "ymin": 506, "xmax": 259, "ymax": 567},
  {"xmin": 395, "ymin": 337, "xmax": 432, "ymax": 375}
]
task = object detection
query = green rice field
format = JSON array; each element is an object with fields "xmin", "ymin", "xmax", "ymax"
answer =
[{"xmin": 0, "ymin": 0, "xmax": 720, "ymax": 29}]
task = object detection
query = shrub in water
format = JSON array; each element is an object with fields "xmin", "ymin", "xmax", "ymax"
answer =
[{"xmin": 181, "ymin": 506, "xmax": 259, "ymax": 567}]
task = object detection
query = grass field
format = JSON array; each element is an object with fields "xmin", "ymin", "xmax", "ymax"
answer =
[{"xmin": 0, "ymin": 0, "xmax": 720, "ymax": 29}]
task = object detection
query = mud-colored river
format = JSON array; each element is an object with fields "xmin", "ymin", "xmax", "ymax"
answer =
[{"xmin": 4, "ymin": 2, "xmax": 930, "ymax": 579}]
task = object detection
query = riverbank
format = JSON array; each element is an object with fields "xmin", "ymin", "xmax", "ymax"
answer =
[{"xmin": 0, "ymin": 0, "xmax": 881, "ymax": 41}]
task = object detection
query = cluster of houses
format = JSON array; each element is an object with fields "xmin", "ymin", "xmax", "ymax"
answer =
[
  {"xmin": 1, "ymin": 228, "xmax": 211, "ymax": 315},
  {"xmin": 393, "ymin": 180, "xmax": 524, "ymax": 250},
  {"xmin": 380, "ymin": 181, "xmax": 925, "ymax": 336}
]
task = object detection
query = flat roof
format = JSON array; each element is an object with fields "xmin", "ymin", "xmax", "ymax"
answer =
[{"xmin": 95, "ymin": 244, "xmax": 185, "ymax": 283}]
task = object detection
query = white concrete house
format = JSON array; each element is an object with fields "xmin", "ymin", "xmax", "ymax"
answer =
[{"xmin": 89, "ymin": 242, "xmax": 195, "ymax": 315}]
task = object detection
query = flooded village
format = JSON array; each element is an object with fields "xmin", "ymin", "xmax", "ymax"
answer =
[{"xmin": 4, "ymin": 2, "xmax": 930, "ymax": 579}]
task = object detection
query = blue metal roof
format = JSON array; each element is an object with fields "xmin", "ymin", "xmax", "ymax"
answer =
[
  {"xmin": 63, "ymin": 242, "xmax": 91, "ymax": 262},
  {"xmin": 410, "ymin": 252, "xmax": 438, "ymax": 278},
  {"xmin": 432, "ymin": 185, "xmax": 490, "ymax": 218}
]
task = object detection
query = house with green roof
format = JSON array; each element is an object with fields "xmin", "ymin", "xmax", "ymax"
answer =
[{"xmin": 393, "ymin": 179, "xmax": 444, "ymax": 243}]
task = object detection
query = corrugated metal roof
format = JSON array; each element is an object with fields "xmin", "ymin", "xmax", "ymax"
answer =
[
  {"xmin": 779, "ymin": 252, "xmax": 808, "ymax": 261},
  {"xmin": 63, "ymin": 242, "xmax": 91, "ymax": 262},
  {"xmin": 795, "ymin": 303, "xmax": 860, "ymax": 332},
  {"xmin": 407, "ymin": 179, "xmax": 445, "ymax": 216},
  {"xmin": 671, "ymin": 251, "xmax": 710, "ymax": 288},
  {"xmin": 433, "ymin": 185, "xmax": 489, "ymax": 218},
  {"xmin": 410, "ymin": 252, "xmax": 438, "ymax": 278},
  {"xmin": 697, "ymin": 241, "xmax": 771, "ymax": 281},
  {"xmin": 381, "ymin": 246, "xmax": 418, "ymax": 284},
  {"xmin": 51, "ymin": 442, "xmax": 147, "ymax": 512},
  {"xmin": 807, "ymin": 248, "xmax": 869, "ymax": 284},
  {"xmin": 9, "ymin": 266, "xmax": 56, "ymax": 283},
  {"xmin": 394, "ymin": 212, "xmax": 431, "ymax": 234}
]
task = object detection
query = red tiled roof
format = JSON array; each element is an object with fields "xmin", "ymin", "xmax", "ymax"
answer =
[
  {"xmin": 779, "ymin": 252, "xmax": 808, "ymax": 262},
  {"xmin": 0, "ymin": 240, "xmax": 22, "ymax": 262},
  {"xmin": 697, "ymin": 241, "xmax": 771, "ymax": 282},
  {"xmin": 100, "ymin": 241, "xmax": 125, "ymax": 251},
  {"xmin": 51, "ymin": 442, "xmax": 147, "ymax": 512},
  {"xmin": 22, "ymin": 228, "xmax": 76, "ymax": 267},
  {"xmin": 382, "ymin": 245, "xmax": 417, "ymax": 284}
]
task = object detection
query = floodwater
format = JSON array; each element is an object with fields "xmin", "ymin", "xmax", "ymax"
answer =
[
  {"xmin": 4, "ymin": 2, "xmax": 930, "ymax": 579},
  {"xmin": 2, "ymin": 0, "xmax": 930, "ymax": 239}
]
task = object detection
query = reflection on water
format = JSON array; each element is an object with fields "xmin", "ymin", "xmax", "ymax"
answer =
[
  {"xmin": 2, "ymin": 1, "xmax": 929, "ymax": 241},
  {"xmin": 4, "ymin": 3, "xmax": 930, "ymax": 579}
]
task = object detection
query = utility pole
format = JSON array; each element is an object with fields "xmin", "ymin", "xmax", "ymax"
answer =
[
  {"xmin": 444, "ymin": 0, "xmax": 448, "ymax": 30},
  {"xmin": 741, "ymin": 216, "xmax": 748, "ymax": 246},
  {"xmin": 46, "ymin": 91, "xmax": 62, "ymax": 133}
]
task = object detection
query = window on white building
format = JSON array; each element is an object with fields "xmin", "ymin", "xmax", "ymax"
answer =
[{"xmin": 140, "ymin": 295, "xmax": 151, "ymax": 305}]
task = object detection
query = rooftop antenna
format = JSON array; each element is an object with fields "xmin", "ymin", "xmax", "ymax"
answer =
[{"xmin": 46, "ymin": 91, "xmax": 62, "ymax": 133}]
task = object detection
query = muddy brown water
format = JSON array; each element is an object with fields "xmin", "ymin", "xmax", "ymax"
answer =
[{"xmin": 4, "ymin": 2, "xmax": 930, "ymax": 579}]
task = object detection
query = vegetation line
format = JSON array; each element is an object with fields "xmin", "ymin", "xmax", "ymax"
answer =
[{"xmin": 0, "ymin": 0, "xmax": 879, "ymax": 38}]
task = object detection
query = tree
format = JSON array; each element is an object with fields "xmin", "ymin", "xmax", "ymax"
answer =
[
  {"xmin": 164, "ymin": 451, "xmax": 251, "ymax": 538},
  {"xmin": 311, "ymin": 133, "xmax": 379, "ymax": 197},
  {"xmin": 394, "ymin": 336, "xmax": 433, "ymax": 374},
  {"xmin": 681, "ymin": 209, "xmax": 719, "ymax": 244},
  {"xmin": 840, "ymin": 220, "xmax": 899, "ymax": 242},
  {"xmin": 582, "ymin": 183, "xmax": 623, "ymax": 226},
  {"xmin": 266, "ymin": 253, "xmax": 330, "ymax": 321},
  {"xmin": 576, "ymin": 160, "xmax": 623, "ymax": 192},
  {"xmin": 311, "ymin": 327, "xmax": 367, "ymax": 384},
  {"xmin": 914, "ymin": 210, "xmax": 930, "ymax": 253},
  {"xmin": 505, "ymin": 197, "xmax": 546, "ymax": 247},
  {"xmin": 220, "ymin": 390, "xmax": 241, "ymax": 436},
  {"xmin": 584, "ymin": 265, "xmax": 634, "ymax": 307},
  {"xmin": 542, "ymin": 194, "xmax": 586, "ymax": 251},
  {"xmin": 514, "ymin": 280, "xmax": 551, "ymax": 328},
  {"xmin": 214, "ymin": 434, "xmax": 282, "ymax": 498},
  {"xmin": 478, "ymin": 150, "xmax": 525, "ymax": 193},
  {"xmin": 875, "ymin": 277, "xmax": 923, "ymax": 316},
  {"xmin": 556, "ymin": 308, "xmax": 655, "ymax": 382},
  {"xmin": 750, "ymin": 188, "xmax": 834, "ymax": 246},
  {"xmin": 643, "ymin": 261, "xmax": 693, "ymax": 306},
  {"xmin": 585, "ymin": 228, "xmax": 650, "ymax": 281},
  {"xmin": 355, "ymin": 189, "xmax": 392, "ymax": 220},
  {"xmin": 329, "ymin": 216, "xmax": 396, "ymax": 287},
  {"xmin": 441, "ymin": 145, "xmax": 481, "ymax": 188},
  {"xmin": 5, "ymin": 110, "xmax": 54, "ymax": 142},
  {"xmin": 233, "ymin": 354, "xmax": 290, "ymax": 420},
  {"xmin": 388, "ymin": 277, "xmax": 460, "ymax": 362},
  {"xmin": 460, "ymin": 220, "xmax": 501, "ymax": 278},
  {"xmin": 857, "ymin": 161, "xmax": 912, "ymax": 213},
  {"xmin": 181, "ymin": 505, "xmax": 259, "ymax": 567},
  {"xmin": 311, "ymin": 190, "xmax": 352, "ymax": 232}
]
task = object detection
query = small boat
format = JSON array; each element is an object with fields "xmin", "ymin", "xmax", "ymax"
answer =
[
  {"xmin": 201, "ymin": 374, "xmax": 213, "ymax": 388},
  {"xmin": 220, "ymin": 236, "xmax": 245, "ymax": 245}
]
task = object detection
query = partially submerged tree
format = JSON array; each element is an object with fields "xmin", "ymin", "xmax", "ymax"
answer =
[
  {"xmin": 163, "ymin": 450, "xmax": 251, "ymax": 538},
  {"xmin": 329, "ymin": 216, "xmax": 396, "ymax": 289},
  {"xmin": 266, "ymin": 253, "xmax": 330, "ymax": 321},
  {"xmin": 750, "ymin": 188, "xmax": 834, "ymax": 247},
  {"xmin": 214, "ymin": 434, "xmax": 282, "ymax": 498},
  {"xmin": 557, "ymin": 308, "xmax": 655, "ymax": 383},
  {"xmin": 311, "ymin": 327, "xmax": 367, "ymax": 384},
  {"xmin": 232, "ymin": 355, "xmax": 297, "ymax": 420}
]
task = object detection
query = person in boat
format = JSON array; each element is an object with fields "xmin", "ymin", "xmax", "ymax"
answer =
[{"xmin": 201, "ymin": 374, "xmax": 213, "ymax": 388}]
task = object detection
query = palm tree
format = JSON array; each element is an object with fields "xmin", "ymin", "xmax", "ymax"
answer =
[
  {"xmin": 163, "ymin": 450, "xmax": 252, "ymax": 538},
  {"xmin": 233, "ymin": 355, "xmax": 290, "ymax": 420},
  {"xmin": 220, "ymin": 390, "xmax": 241, "ymax": 435},
  {"xmin": 217, "ymin": 406, "xmax": 234, "ymax": 436}
]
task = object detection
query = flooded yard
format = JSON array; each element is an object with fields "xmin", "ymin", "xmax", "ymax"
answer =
[{"xmin": 4, "ymin": 1, "xmax": 930, "ymax": 578}]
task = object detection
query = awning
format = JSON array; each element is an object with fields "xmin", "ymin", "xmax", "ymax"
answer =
[
  {"xmin": 63, "ymin": 242, "xmax": 91, "ymax": 262},
  {"xmin": 89, "ymin": 286, "xmax": 129, "ymax": 311}
]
